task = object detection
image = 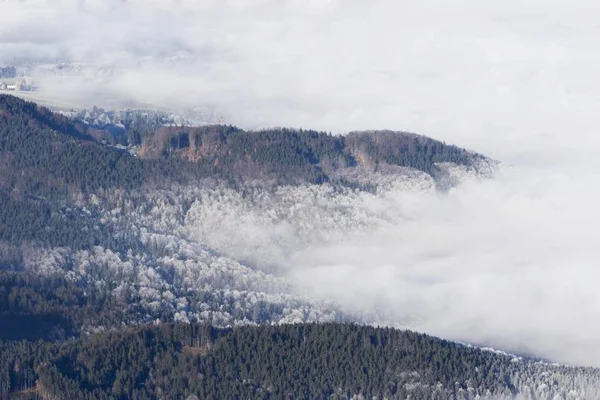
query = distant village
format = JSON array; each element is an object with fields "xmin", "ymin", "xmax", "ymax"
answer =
[
  {"xmin": 0, "ymin": 65, "xmax": 36, "ymax": 92},
  {"xmin": 0, "ymin": 79, "xmax": 36, "ymax": 92}
]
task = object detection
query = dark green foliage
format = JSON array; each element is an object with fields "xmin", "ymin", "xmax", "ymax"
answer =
[
  {"xmin": 0, "ymin": 322, "xmax": 567, "ymax": 400},
  {"xmin": 0, "ymin": 193, "xmax": 98, "ymax": 248},
  {"xmin": 345, "ymin": 130, "xmax": 482, "ymax": 175},
  {"xmin": 0, "ymin": 271, "xmax": 129, "ymax": 342},
  {"xmin": 0, "ymin": 94, "xmax": 483, "ymax": 199},
  {"xmin": 0, "ymin": 192, "xmax": 145, "ymax": 253},
  {"xmin": 0, "ymin": 95, "xmax": 144, "ymax": 197},
  {"xmin": 153, "ymin": 124, "xmax": 482, "ymax": 185}
]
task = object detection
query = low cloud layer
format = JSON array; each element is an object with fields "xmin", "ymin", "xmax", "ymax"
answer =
[
  {"xmin": 182, "ymin": 162, "xmax": 600, "ymax": 367},
  {"xmin": 291, "ymin": 169, "xmax": 600, "ymax": 367},
  {"xmin": 4, "ymin": 0, "xmax": 600, "ymax": 367}
]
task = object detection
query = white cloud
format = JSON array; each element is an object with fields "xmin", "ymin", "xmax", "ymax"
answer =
[
  {"xmin": 182, "ymin": 165, "xmax": 600, "ymax": 367},
  {"xmin": 286, "ymin": 168, "xmax": 600, "ymax": 366}
]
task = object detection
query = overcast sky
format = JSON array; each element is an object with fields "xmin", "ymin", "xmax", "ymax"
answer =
[{"xmin": 3, "ymin": 0, "xmax": 600, "ymax": 367}]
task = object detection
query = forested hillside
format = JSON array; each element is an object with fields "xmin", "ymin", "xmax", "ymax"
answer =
[
  {"xmin": 139, "ymin": 125, "xmax": 485, "ymax": 183},
  {"xmin": 1, "ymin": 93, "xmax": 493, "ymax": 337},
  {"xmin": 2, "ymin": 322, "xmax": 599, "ymax": 400},
  {"xmin": 0, "ymin": 94, "xmax": 488, "ymax": 196},
  {"xmin": 7, "ymin": 94, "xmax": 589, "ymax": 400}
]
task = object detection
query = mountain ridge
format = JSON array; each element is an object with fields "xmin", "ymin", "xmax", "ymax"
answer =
[
  {"xmin": 0, "ymin": 94, "xmax": 494, "ymax": 194},
  {"xmin": 5, "ymin": 94, "xmax": 567, "ymax": 400}
]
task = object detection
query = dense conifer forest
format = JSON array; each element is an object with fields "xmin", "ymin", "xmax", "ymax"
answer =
[
  {"xmin": 0, "ymin": 94, "xmax": 484, "ymax": 196},
  {"xmin": 3, "ymin": 94, "xmax": 596, "ymax": 399},
  {"xmin": 2, "ymin": 322, "xmax": 600, "ymax": 400}
]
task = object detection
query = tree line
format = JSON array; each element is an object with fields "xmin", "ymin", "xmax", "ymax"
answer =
[{"xmin": 3, "ymin": 321, "xmax": 590, "ymax": 400}]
